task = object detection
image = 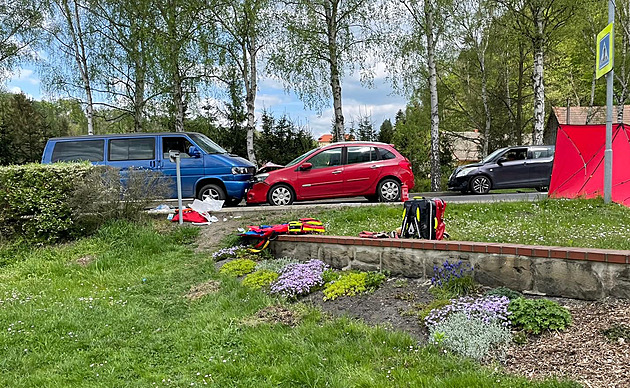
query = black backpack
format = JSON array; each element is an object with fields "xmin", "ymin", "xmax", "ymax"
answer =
[{"xmin": 400, "ymin": 198, "xmax": 447, "ymax": 240}]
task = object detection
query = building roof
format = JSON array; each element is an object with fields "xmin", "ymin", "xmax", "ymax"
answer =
[
  {"xmin": 317, "ymin": 134, "xmax": 354, "ymax": 143},
  {"xmin": 552, "ymin": 106, "xmax": 630, "ymax": 125}
]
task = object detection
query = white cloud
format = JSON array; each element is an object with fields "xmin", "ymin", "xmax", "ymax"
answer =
[{"xmin": 9, "ymin": 86, "xmax": 22, "ymax": 94}]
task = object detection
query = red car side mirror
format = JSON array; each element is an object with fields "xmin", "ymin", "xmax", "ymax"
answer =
[{"xmin": 300, "ymin": 162, "xmax": 313, "ymax": 171}]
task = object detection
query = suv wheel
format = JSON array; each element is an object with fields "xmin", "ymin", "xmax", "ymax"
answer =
[
  {"xmin": 267, "ymin": 184, "xmax": 294, "ymax": 206},
  {"xmin": 470, "ymin": 175, "xmax": 491, "ymax": 194},
  {"xmin": 198, "ymin": 183, "xmax": 226, "ymax": 201},
  {"xmin": 377, "ymin": 178, "xmax": 401, "ymax": 202}
]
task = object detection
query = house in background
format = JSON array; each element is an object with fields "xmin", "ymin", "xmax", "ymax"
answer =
[
  {"xmin": 443, "ymin": 130, "xmax": 481, "ymax": 164},
  {"xmin": 545, "ymin": 105, "xmax": 630, "ymax": 144},
  {"xmin": 317, "ymin": 134, "xmax": 355, "ymax": 146}
]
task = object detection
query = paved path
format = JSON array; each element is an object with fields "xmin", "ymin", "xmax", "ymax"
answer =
[{"xmin": 150, "ymin": 191, "xmax": 548, "ymax": 216}]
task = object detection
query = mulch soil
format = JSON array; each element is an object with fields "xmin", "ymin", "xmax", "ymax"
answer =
[
  {"xmin": 302, "ymin": 277, "xmax": 630, "ymax": 388},
  {"xmin": 197, "ymin": 220, "xmax": 630, "ymax": 388}
]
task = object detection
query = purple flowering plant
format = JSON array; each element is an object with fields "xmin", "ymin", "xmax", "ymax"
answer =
[
  {"xmin": 212, "ymin": 245, "xmax": 247, "ymax": 261},
  {"xmin": 270, "ymin": 259, "xmax": 328, "ymax": 299},
  {"xmin": 431, "ymin": 260, "xmax": 474, "ymax": 287},
  {"xmin": 424, "ymin": 295, "xmax": 511, "ymax": 329}
]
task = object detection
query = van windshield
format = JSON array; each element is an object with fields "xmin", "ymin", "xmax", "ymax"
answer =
[{"xmin": 189, "ymin": 133, "xmax": 227, "ymax": 154}]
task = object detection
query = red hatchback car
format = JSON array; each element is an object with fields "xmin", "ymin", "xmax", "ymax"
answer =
[{"xmin": 246, "ymin": 142, "xmax": 414, "ymax": 206}]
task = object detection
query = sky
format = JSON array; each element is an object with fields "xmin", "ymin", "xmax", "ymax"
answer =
[{"xmin": 5, "ymin": 63, "xmax": 409, "ymax": 139}]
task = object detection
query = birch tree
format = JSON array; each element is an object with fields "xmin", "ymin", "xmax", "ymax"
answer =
[
  {"xmin": 92, "ymin": 0, "xmax": 160, "ymax": 132},
  {"xmin": 385, "ymin": 0, "xmax": 453, "ymax": 191},
  {"xmin": 452, "ymin": 0, "xmax": 495, "ymax": 156},
  {"xmin": 153, "ymin": 0, "xmax": 215, "ymax": 132},
  {"xmin": 494, "ymin": 0, "xmax": 575, "ymax": 145},
  {"xmin": 270, "ymin": 0, "xmax": 377, "ymax": 143},
  {"xmin": 45, "ymin": 0, "xmax": 98, "ymax": 135},
  {"xmin": 0, "ymin": 0, "xmax": 43, "ymax": 78},
  {"xmin": 209, "ymin": 0, "xmax": 273, "ymax": 164}
]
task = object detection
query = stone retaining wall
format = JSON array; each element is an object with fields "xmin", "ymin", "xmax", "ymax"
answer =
[{"xmin": 269, "ymin": 235, "xmax": 630, "ymax": 300}]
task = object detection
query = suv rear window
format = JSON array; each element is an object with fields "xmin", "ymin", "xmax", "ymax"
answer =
[
  {"xmin": 52, "ymin": 140, "xmax": 104, "ymax": 162},
  {"xmin": 109, "ymin": 138, "xmax": 155, "ymax": 161}
]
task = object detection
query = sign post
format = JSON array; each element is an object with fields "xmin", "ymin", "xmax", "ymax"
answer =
[
  {"xmin": 169, "ymin": 150, "xmax": 183, "ymax": 225},
  {"xmin": 596, "ymin": 6, "xmax": 614, "ymax": 204}
]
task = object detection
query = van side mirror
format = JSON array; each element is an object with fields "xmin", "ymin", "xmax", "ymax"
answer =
[
  {"xmin": 299, "ymin": 162, "xmax": 313, "ymax": 171},
  {"xmin": 188, "ymin": 145, "xmax": 201, "ymax": 158}
]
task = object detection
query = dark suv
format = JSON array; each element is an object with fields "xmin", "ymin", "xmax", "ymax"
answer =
[{"xmin": 448, "ymin": 145, "xmax": 555, "ymax": 194}]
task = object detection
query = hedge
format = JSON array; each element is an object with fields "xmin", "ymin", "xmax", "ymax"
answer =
[{"xmin": 0, "ymin": 163, "xmax": 93, "ymax": 243}]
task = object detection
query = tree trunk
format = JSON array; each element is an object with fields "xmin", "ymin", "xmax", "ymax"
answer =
[
  {"xmin": 133, "ymin": 55, "xmax": 145, "ymax": 133},
  {"xmin": 62, "ymin": 0, "xmax": 94, "ymax": 135},
  {"xmin": 173, "ymin": 70, "xmax": 184, "ymax": 132},
  {"xmin": 586, "ymin": 70, "xmax": 596, "ymax": 124},
  {"xmin": 425, "ymin": 0, "xmax": 440, "ymax": 191},
  {"xmin": 244, "ymin": 38, "xmax": 258, "ymax": 164},
  {"xmin": 532, "ymin": 14, "xmax": 545, "ymax": 145},
  {"xmin": 325, "ymin": 1, "xmax": 344, "ymax": 142},
  {"xmin": 516, "ymin": 44, "xmax": 525, "ymax": 144},
  {"xmin": 479, "ymin": 50, "xmax": 490, "ymax": 157}
]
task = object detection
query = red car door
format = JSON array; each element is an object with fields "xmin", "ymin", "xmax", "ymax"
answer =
[
  {"xmin": 343, "ymin": 146, "xmax": 382, "ymax": 195},
  {"xmin": 294, "ymin": 147, "xmax": 344, "ymax": 199}
]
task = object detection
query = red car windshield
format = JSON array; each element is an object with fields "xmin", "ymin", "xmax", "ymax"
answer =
[{"xmin": 286, "ymin": 148, "xmax": 319, "ymax": 167}]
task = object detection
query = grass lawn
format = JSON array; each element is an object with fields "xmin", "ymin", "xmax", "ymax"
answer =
[
  {"xmin": 0, "ymin": 221, "xmax": 577, "ymax": 387},
  {"xmin": 319, "ymin": 198, "xmax": 630, "ymax": 250}
]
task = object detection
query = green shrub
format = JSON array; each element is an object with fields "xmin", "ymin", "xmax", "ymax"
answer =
[
  {"xmin": 322, "ymin": 269, "xmax": 341, "ymax": 283},
  {"xmin": 600, "ymin": 324, "xmax": 630, "ymax": 343},
  {"xmin": 508, "ymin": 298, "xmax": 572, "ymax": 334},
  {"xmin": 365, "ymin": 271, "xmax": 387, "ymax": 290},
  {"xmin": 0, "ymin": 163, "xmax": 170, "ymax": 244},
  {"xmin": 242, "ymin": 270, "xmax": 279, "ymax": 290},
  {"xmin": 429, "ymin": 312, "xmax": 512, "ymax": 361},
  {"xmin": 323, "ymin": 271, "xmax": 386, "ymax": 301},
  {"xmin": 0, "ymin": 162, "xmax": 92, "ymax": 243},
  {"xmin": 220, "ymin": 259, "xmax": 257, "ymax": 277},
  {"xmin": 430, "ymin": 276, "xmax": 477, "ymax": 299},
  {"xmin": 486, "ymin": 286, "xmax": 522, "ymax": 300},
  {"xmin": 69, "ymin": 166, "xmax": 170, "ymax": 232}
]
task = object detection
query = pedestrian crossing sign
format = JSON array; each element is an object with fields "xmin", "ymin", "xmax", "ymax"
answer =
[{"xmin": 596, "ymin": 23, "xmax": 614, "ymax": 79}]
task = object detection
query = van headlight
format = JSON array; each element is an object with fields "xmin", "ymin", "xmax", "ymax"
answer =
[
  {"xmin": 232, "ymin": 166, "xmax": 250, "ymax": 175},
  {"xmin": 456, "ymin": 167, "xmax": 476, "ymax": 177},
  {"xmin": 252, "ymin": 173, "xmax": 269, "ymax": 183}
]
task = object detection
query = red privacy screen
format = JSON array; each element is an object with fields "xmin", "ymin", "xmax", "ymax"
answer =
[{"xmin": 548, "ymin": 124, "xmax": 630, "ymax": 207}]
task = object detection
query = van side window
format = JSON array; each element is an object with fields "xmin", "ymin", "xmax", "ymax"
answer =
[
  {"xmin": 163, "ymin": 137, "xmax": 194, "ymax": 159},
  {"xmin": 109, "ymin": 138, "xmax": 155, "ymax": 161},
  {"xmin": 52, "ymin": 140, "xmax": 104, "ymax": 162}
]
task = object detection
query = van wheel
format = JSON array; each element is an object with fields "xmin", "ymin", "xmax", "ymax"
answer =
[
  {"xmin": 198, "ymin": 183, "xmax": 226, "ymax": 202},
  {"xmin": 470, "ymin": 175, "xmax": 491, "ymax": 194},
  {"xmin": 377, "ymin": 178, "xmax": 401, "ymax": 202},
  {"xmin": 268, "ymin": 184, "xmax": 294, "ymax": 206}
]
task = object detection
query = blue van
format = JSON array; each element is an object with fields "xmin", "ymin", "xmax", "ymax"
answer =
[{"xmin": 41, "ymin": 132, "xmax": 255, "ymax": 205}]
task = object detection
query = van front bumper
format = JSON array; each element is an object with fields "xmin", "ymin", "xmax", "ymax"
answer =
[{"xmin": 224, "ymin": 179, "xmax": 252, "ymax": 200}]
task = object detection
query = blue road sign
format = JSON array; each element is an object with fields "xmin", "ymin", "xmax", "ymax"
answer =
[{"xmin": 596, "ymin": 23, "xmax": 614, "ymax": 79}]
